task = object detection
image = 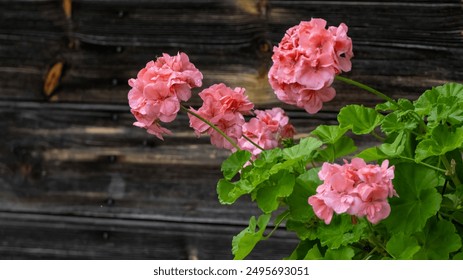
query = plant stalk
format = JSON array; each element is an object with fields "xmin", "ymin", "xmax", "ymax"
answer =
[
  {"xmin": 261, "ymin": 211, "xmax": 290, "ymax": 240},
  {"xmin": 335, "ymin": 75, "xmax": 400, "ymax": 108},
  {"xmin": 398, "ymin": 156, "xmax": 447, "ymax": 173},
  {"xmin": 242, "ymin": 134, "xmax": 265, "ymax": 151},
  {"xmin": 181, "ymin": 105, "xmax": 240, "ymax": 151}
]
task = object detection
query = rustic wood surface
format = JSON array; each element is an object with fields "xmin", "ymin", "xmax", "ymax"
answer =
[{"xmin": 1, "ymin": 0, "xmax": 462, "ymax": 259}]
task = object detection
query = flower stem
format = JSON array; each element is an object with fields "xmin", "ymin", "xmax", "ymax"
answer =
[
  {"xmin": 371, "ymin": 130, "xmax": 386, "ymax": 142},
  {"xmin": 367, "ymin": 222, "xmax": 390, "ymax": 258},
  {"xmin": 181, "ymin": 105, "xmax": 240, "ymax": 151},
  {"xmin": 399, "ymin": 156, "xmax": 447, "ymax": 173},
  {"xmin": 261, "ymin": 211, "xmax": 290, "ymax": 240},
  {"xmin": 242, "ymin": 134, "xmax": 265, "ymax": 151},
  {"xmin": 335, "ymin": 75, "xmax": 400, "ymax": 107}
]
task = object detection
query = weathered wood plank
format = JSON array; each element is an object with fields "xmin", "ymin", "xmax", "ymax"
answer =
[
  {"xmin": 0, "ymin": 101, "xmax": 349, "ymax": 223},
  {"xmin": 1, "ymin": 0, "xmax": 462, "ymax": 106},
  {"xmin": 0, "ymin": 212, "xmax": 298, "ymax": 259}
]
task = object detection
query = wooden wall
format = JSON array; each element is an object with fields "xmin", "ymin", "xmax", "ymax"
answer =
[{"xmin": 1, "ymin": 0, "xmax": 462, "ymax": 259}]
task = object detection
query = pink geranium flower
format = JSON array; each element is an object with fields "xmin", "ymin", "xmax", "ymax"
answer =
[
  {"xmin": 238, "ymin": 118, "xmax": 279, "ymax": 156},
  {"xmin": 128, "ymin": 52, "xmax": 203, "ymax": 139},
  {"xmin": 188, "ymin": 83, "xmax": 253, "ymax": 150},
  {"xmin": 268, "ymin": 18, "xmax": 353, "ymax": 114},
  {"xmin": 255, "ymin": 107, "xmax": 296, "ymax": 140},
  {"xmin": 238, "ymin": 107, "xmax": 296, "ymax": 157},
  {"xmin": 255, "ymin": 108, "xmax": 290, "ymax": 133},
  {"xmin": 133, "ymin": 120, "xmax": 172, "ymax": 140},
  {"xmin": 308, "ymin": 195, "xmax": 334, "ymax": 224},
  {"xmin": 308, "ymin": 158, "xmax": 396, "ymax": 224}
]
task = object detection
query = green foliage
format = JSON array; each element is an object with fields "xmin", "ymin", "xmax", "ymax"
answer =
[
  {"xmin": 384, "ymin": 163, "xmax": 442, "ymax": 234},
  {"xmin": 317, "ymin": 215, "xmax": 367, "ymax": 249},
  {"xmin": 282, "ymin": 137, "xmax": 323, "ymax": 160},
  {"xmin": 324, "ymin": 246, "xmax": 355, "ymax": 260},
  {"xmin": 232, "ymin": 214, "xmax": 271, "ymax": 260},
  {"xmin": 414, "ymin": 83, "xmax": 463, "ymax": 123},
  {"xmin": 286, "ymin": 169, "xmax": 320, "ymax": 222},
  {"xmin": 221, "ymin": 150, "xmax": 251, "ymax": 180},
  {"xmin": 413, "ymin": 219, "xmax": 462, "ymax": 259},
  {"xmin": 256, "ymin": 170, "xmax": 295, "ymax": 213},
  {"xmin": 415, "ymin": 125, "xmax": 463, "ymax": 162},
  {"xmin": 216, "ymin": 82, "xmax": 463, "ymax": 260},
  {"xmin": 338, "ymin": 105, "xmax": 384, "ymax": 135},
  {"xmin": 386, "ymin": 233, "xmax": 421, "ymax": 260},
  {"xmin": 311, "ymin": 125, "xmax": 349, "ymax": 144}
]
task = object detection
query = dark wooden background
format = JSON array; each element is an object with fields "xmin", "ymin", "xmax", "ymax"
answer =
[{"xmin": 1, "ymin": 0, "xmax": 462, "ymax": 259}]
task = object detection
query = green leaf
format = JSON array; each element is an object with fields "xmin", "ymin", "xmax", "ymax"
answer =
[
  {"xmin": 384, "ymin": 163, "xmax": 442, "ymax": 234},
  {"xmin": 311, "ymin": 125, "xmax": 348, "ymax": 144},
  {"xmin": 338, "ymin": 105, "xmax": 384, "ymax": 135},
  {"xmin": 386, "ymin": 233, "xmax": 421, "ymax": 259},
  {"xmin": 217, "ymin": 179, "xmax": 249, "ymax": 204},
  {"xmin": 256, "ymin": 170, "xmax": 295, "ymax": 213},
  {"xmin": 414, "ymin": 88, "xmax": 439, "ymax": 117},
  {"xmin": 376, "ymin": 101, "xmax": 399, "ymax": 112},
  {"xmin": 318, "ymin": 136, "xmax": 357, "ymax": 162},
  {"xmin": 282, "ymin": 137, "xmax": 322, "ymax": 160},
  {"xmin": 304, "ymin": 244, "xmax": 324, "ymax": 260},
  {"xmin": 286, "ymin": 220, "xmax": 318, "ymax": 241},
  {"xmin": 356, "ymin": 147, "xmax": 388, "ymax": 162},
  {"xmin": 414, "ymin": 83, "xmax": 463, "ymax": 117},
  {"xmin": 453, "ymin": 252, "xmax": 463, "ymax": 260},
  {"xmin": 324, "ymin": 246, "xmax": 355, "ymax": 260},
  {"xmin": 381, "ymin": 111, "xmax": 418, "ymax": 135},
  {"xmin": 414, "ymin": 219, "xmax": 462, "ymax": 259},
  {"xmin": 317, "ymin": 215, "xmax": 367, "ymax": 249},
  {"xmin": 253, "ymin": 149, "xmax": 282, "ymax": 168},
  {"xmin": 287, "ymin": 168, "xmax": 320, "ymax": 221},
  {"xmin": 378, "ymin": 132, "xmax": 405, "ymax": 157},
  {"xmin": 398, "ymin": 98, "xmax": 415, "ymax": 110},
  {"xmin": 415, "ymin": 125, "xmax": 463, "ymax": 162},
  {"xmin": 286, "ymin": 239, "xmax": 317, "ymax": 260},
  {"xmin": 221, "ymin": 150, "xmax": 251, "ymax": 180},
  {"xmin": 232, "ymin": 214, "xmax": 271, "ymax": 260},
  {"xmin": 428, "ymin": 100, "xmax": 463, "ymax": 126}
]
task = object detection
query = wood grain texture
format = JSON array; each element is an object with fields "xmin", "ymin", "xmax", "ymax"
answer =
[{"xmin": 0, "ymin": 0, "xmax": 462, "ymax": 259}]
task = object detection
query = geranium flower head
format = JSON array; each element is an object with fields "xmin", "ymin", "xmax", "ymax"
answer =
[
  {"xmin": 188, "ymin": 83, "xmax": 253, "ymax": 150},
  {"xmin": 268, "ymin": 18, "xmax": 353, "ymax": 114},
  {"xmin": 308, "ymin": 158, "xmax": 396, "ymax": 224},
  {"xmin": 238, "ymin": 107, "xmax": 296, "ymax": 157},
  {"xmin": 128, "ymin": 52, "xmax": 203, "ymax": 139},
  {"xmin": 238, "ymin": 118, "xmax": 278, "ymax": 156}
]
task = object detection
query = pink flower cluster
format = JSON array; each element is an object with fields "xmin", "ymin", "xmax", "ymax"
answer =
[
  {"xmin": 308, "ymin": 158, "xmax": 397, "ymax": 224},
  {"xmin": 188, "ymin": 84, "xmax": 295, "ymax": 153},
  {"xmin": 188, "ymin": 83, "xmax": 254, "ymax": 150},
  {"xmin": 268, "ymin": 18, "xmax": 353, "ymax": 114},
  {"xmin": 238, "ymin": 108, "xmax": 296, "ymax": 157},
  {"xmin": 128, "ymin": 52, "xmax": 203, "ymax": 139}
]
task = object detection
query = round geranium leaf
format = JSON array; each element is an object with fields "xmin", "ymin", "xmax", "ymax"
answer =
[
  {"xmin": 384, "ymin": 163, "xmax": 442, "ymax": 234},
  {"xmin": 338, "ymin": 105, "xmax": 384, "ymax": 135}
]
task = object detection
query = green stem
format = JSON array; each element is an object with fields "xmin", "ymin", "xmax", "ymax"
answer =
[
  {"xmin": 181, "ymin": 105, "xmax": 240, "ymax": 151},
  {"xmin": 371, "ymin": 130, "xmax": 386, "ymax": 142},
  {"xmin": 262, "ymin": 211, "xmax": 290, "ymax": 240},
  {"xmin": 367, "ymin": 222, "xmax": 390, "ymax": 258},
  {"xmin": 441, "ymin": 155, "xmax": 461, "ymax": 187},
  {"xmin": 363, "ymin": 246, "xmax": 379, "ymax": 260},
  {"xmin": 335, "ymin": 75, "xmax": 400, "ymax": 108},
  {"xmin": 242, "ymin": 134, "xmax": 265, "ymax": 151},
  {"xmin": 398, "ymin": 156, "xmax": 447, "ymax": 173}
]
